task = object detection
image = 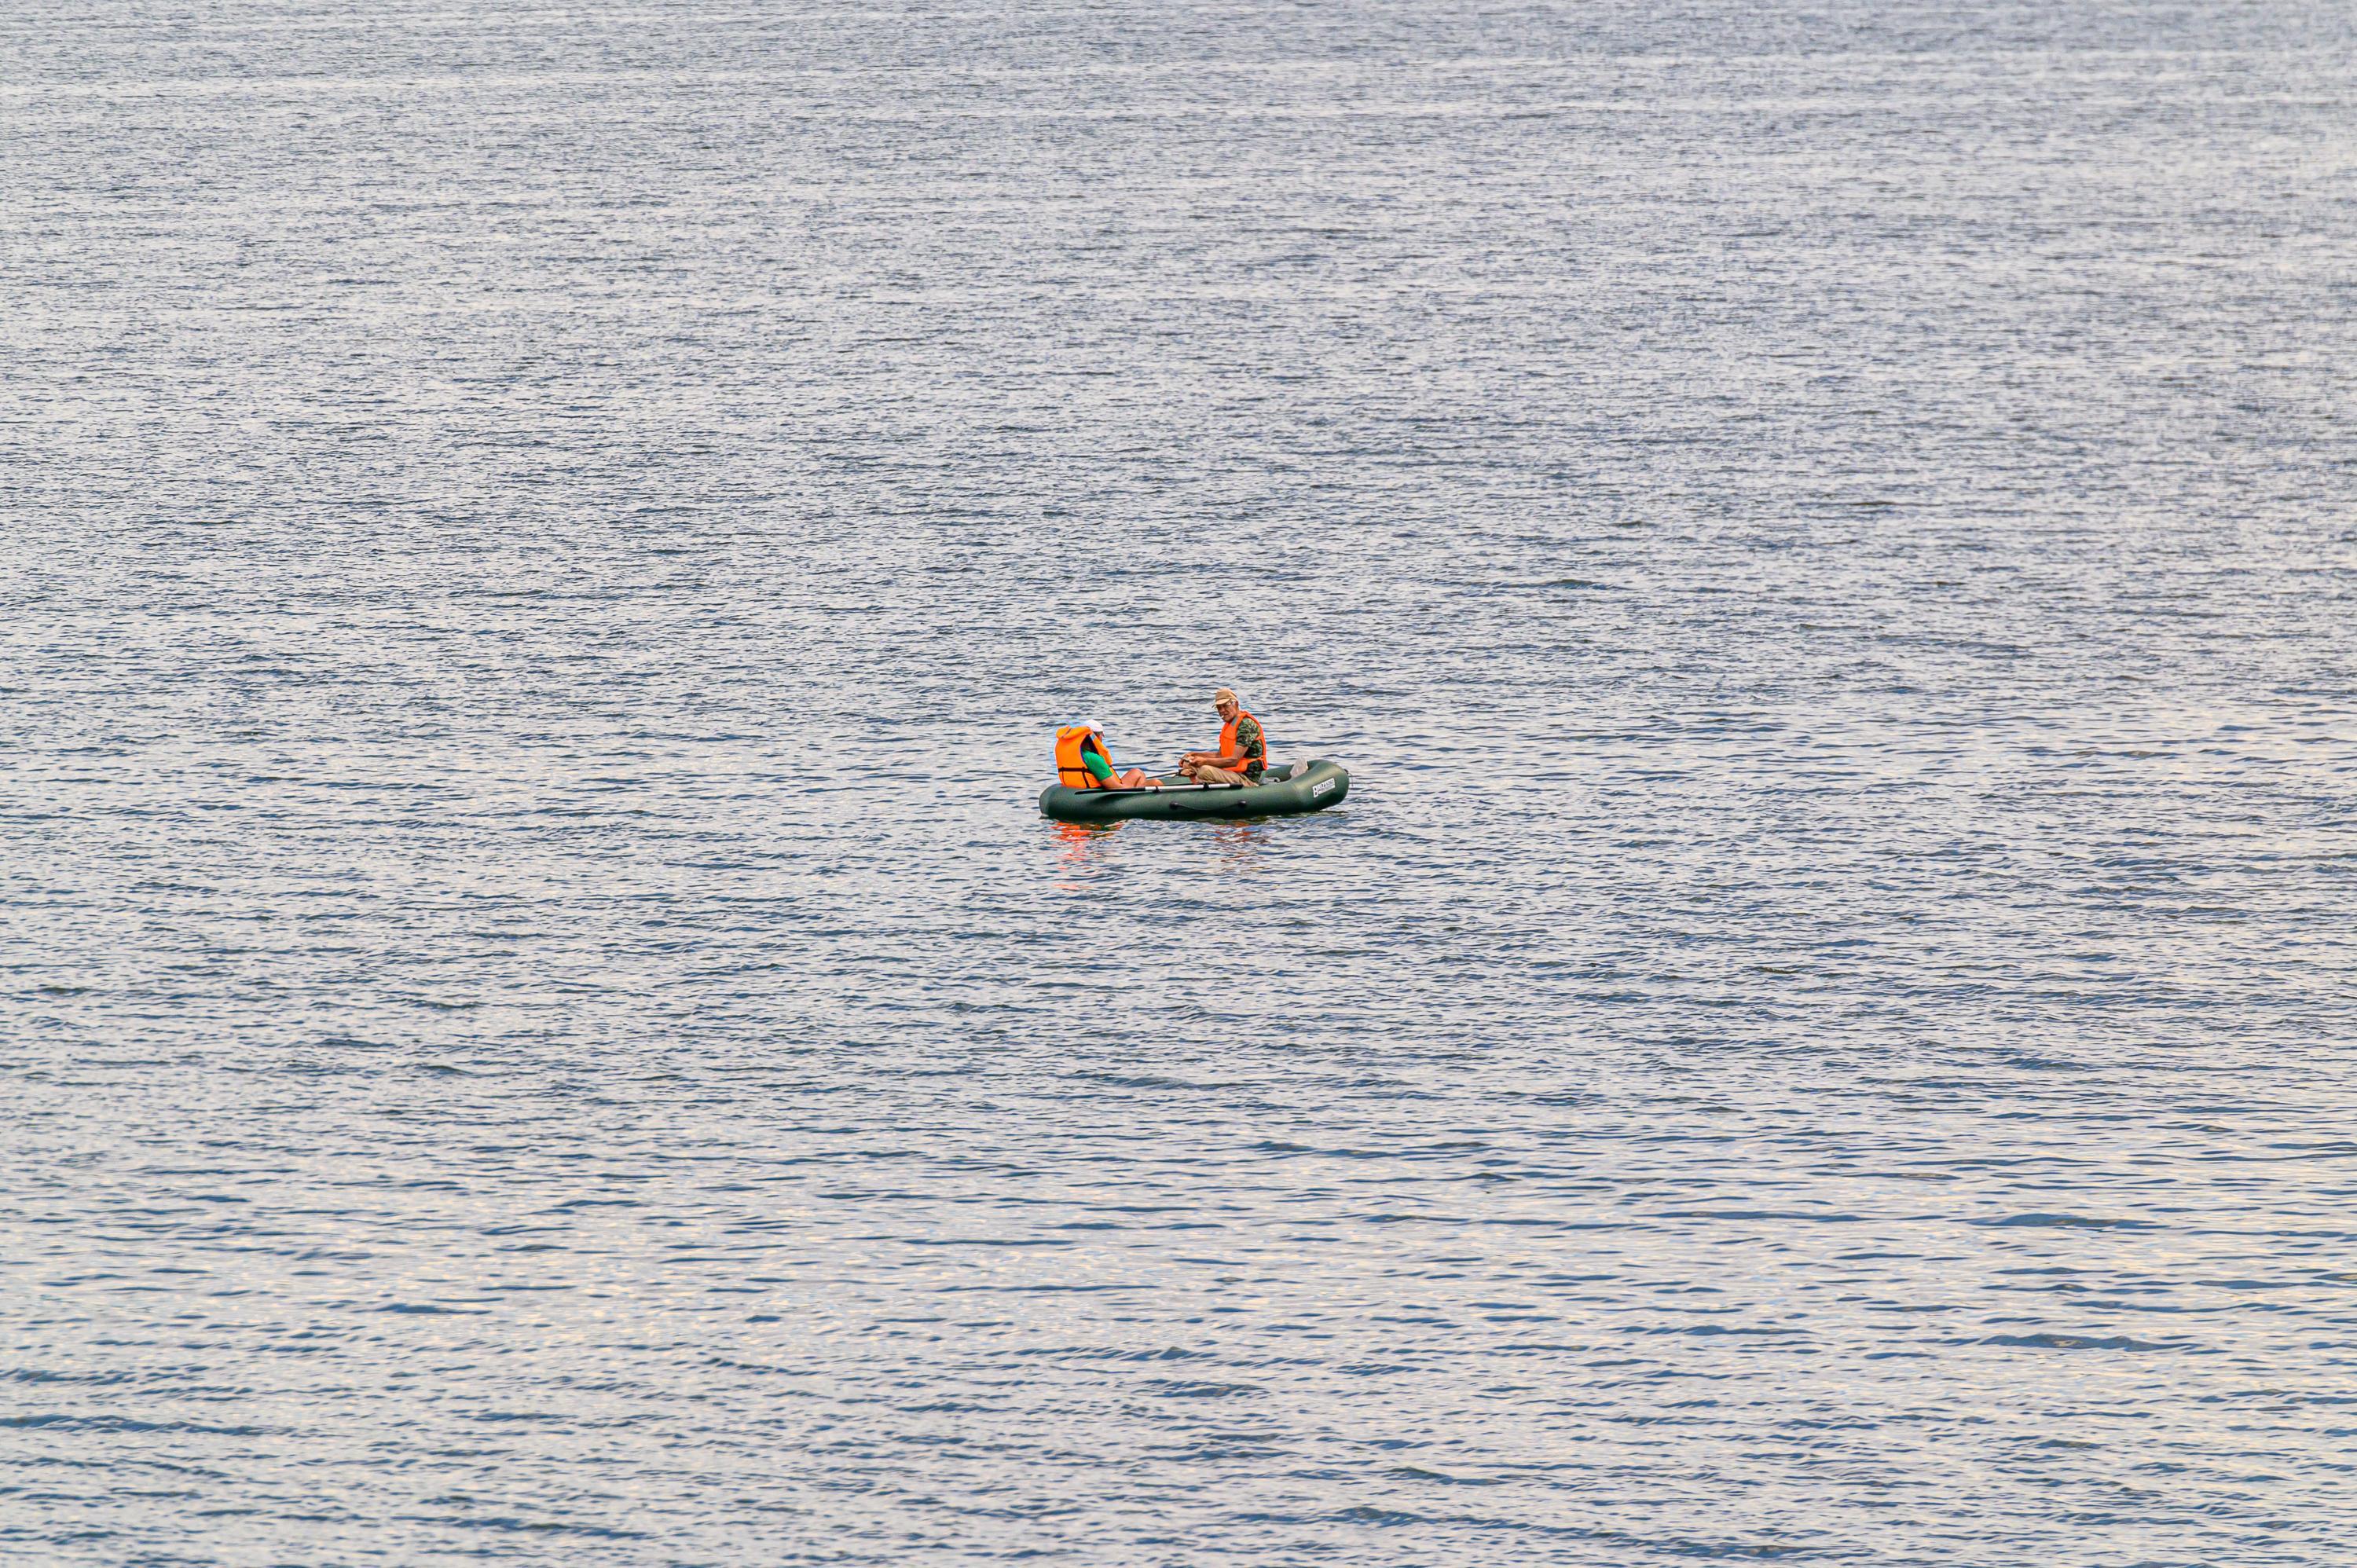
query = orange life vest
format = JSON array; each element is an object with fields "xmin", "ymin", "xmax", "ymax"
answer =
[
  {"xmin": 1219, "ymin": 708, "xmax": 1265, "ymax": 775},
  {"xmin": 1054, "ymin": 725, "xmax": 1112, "ymax": 789}
]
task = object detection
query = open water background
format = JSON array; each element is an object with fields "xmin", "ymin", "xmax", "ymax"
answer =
[{"xmin": 5, "ymin": 1, "xmax": 2356, "ymax": 1562}]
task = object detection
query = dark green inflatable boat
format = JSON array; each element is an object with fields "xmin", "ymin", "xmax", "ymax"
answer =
[{"xmin": 1040, "ymin": 760, "xmax": 1351, "ymax": 824}]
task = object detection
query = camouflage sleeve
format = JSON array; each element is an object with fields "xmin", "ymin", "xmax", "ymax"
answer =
[{"xmin": 1234, "ymin": 713, "xmax": 1264, "ymax": 760}]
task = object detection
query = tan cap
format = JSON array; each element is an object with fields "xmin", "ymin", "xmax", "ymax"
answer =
[{"xmin": 1212, "ymin": 688, "xmax": 1237, "ymax": 704}]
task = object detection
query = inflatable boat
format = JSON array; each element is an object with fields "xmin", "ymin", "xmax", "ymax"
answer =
[{"xmin": 1039, "ymin": 760, "xmax": 1351, "ymax": 824}]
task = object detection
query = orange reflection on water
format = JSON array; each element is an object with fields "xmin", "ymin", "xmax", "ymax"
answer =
[{"xmin": 1050, "ymin": 819, "xmax": 1120, "ymax": 890}]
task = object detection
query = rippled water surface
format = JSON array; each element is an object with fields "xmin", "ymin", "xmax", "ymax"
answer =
[{"xmin": 5, "ymin": 1, "xmax": 2356, "ymax": 1562}]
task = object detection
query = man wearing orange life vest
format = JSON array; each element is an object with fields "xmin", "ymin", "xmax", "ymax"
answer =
[{"xmin": 1179, "ymin": 689, "xmax": 1266, "ymax": 786}]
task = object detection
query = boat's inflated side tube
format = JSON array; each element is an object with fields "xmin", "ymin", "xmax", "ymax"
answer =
[{"xmin": 1039, "ymin": 760, "xmax": 1351, "ymax": 824}]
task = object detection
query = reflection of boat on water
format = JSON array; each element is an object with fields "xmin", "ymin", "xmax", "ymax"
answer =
[{"xmin": 1039, "ymin": 760, "xmax": 1351, "ymax": 824}]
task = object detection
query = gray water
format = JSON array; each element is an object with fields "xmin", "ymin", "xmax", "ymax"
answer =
[{"xmin": 5, "ymin": 1, "xmax": 2355, "ymax": 1563}]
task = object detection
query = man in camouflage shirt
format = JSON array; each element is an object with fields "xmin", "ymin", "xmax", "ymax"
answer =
[{"xmin": 1180, "ymin": 688, "xmax": 1266, "ymax": 786}]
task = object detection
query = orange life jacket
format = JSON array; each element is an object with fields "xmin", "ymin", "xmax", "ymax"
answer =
[
  {"xmin": 1054, "ymin": 725, "xmax": 1112, "ymax": 789},
  {"xmin": 1219, "ymin": 708, "xmax": 1265, "ymax": 775}
]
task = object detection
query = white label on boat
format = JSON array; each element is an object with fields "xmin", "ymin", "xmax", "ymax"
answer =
[{"xmin": 1313, "ymin": 779, "xmax": 1336, "ymax": 797}]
